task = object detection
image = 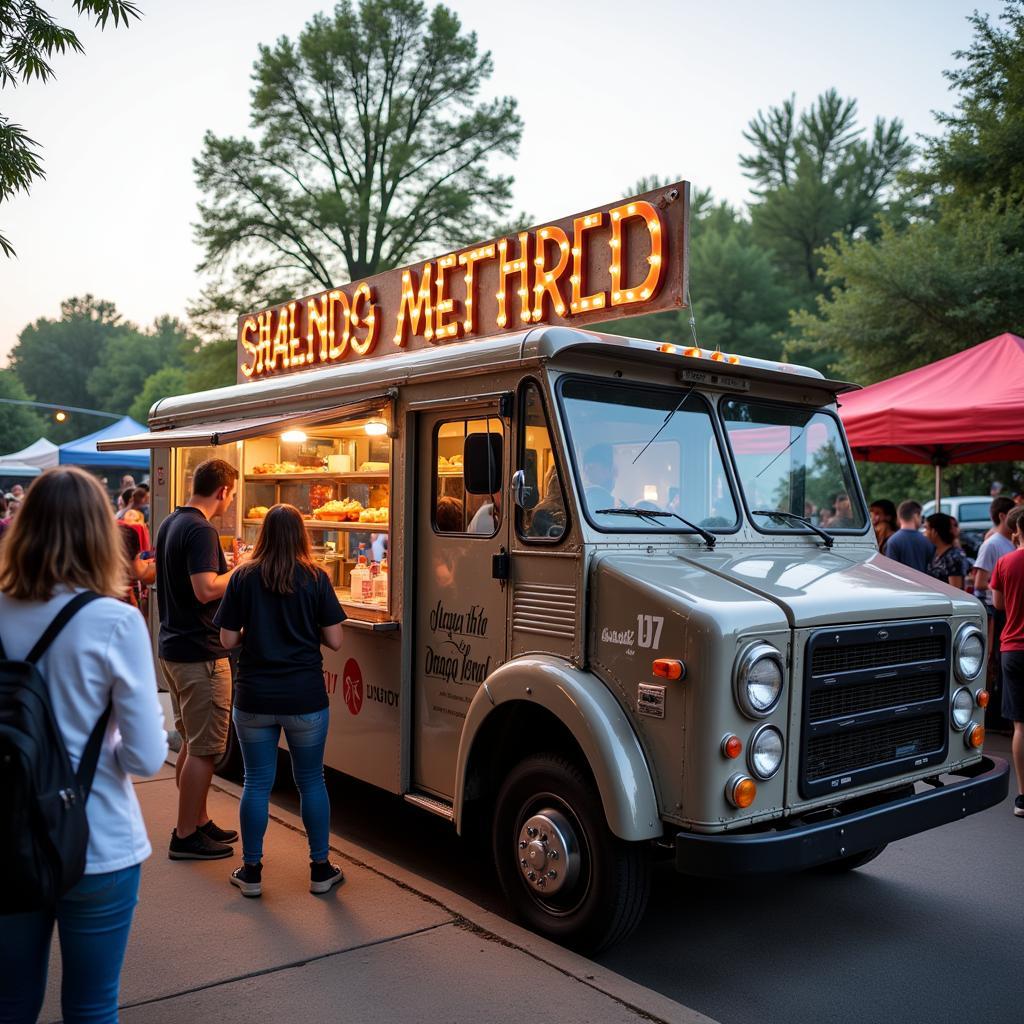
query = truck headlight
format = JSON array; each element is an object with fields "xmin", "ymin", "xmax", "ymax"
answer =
[
  {"xmin": 734, "ymin": 642, "xmax": 784, "ymax": 718},
  {"xmin": 951, "ymin": 687, "xmax": 974, "ymax": 731},
  {"xmin": 748, "ymin": 724, "xmax": 784, "ymax": 780},
  {"xmin": 954, "ymin": 624, "xmax": 985, "ymax": 682}
]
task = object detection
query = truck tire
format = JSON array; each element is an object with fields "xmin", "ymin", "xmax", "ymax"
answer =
[
  {"xmin": 808, "ymin": 844, "xmax": 887, "ymax": 873},
  {"xmin": 492, "ymin": 752, "xmax": 650, "ymax": 954}
]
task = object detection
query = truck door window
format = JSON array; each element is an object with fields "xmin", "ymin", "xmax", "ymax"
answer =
[
  {"xmin": 433, "ymin": 416, "xmax": 503, "ymax": 536},
  {"xmin": 518, "ymin": 382, "xmax": 567, "ymax": 542}
]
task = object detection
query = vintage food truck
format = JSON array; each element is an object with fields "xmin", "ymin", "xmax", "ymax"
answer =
[{"xmin": 105, "ymin": 181, "xmax": 1008, "ymax": 953}]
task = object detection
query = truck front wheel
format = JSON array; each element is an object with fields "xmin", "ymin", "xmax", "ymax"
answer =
[{"xmin": 492, "ymin": 753, "xmax": 650, "ymax": 954}]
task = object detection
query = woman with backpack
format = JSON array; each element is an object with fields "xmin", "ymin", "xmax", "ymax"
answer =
[
  {"xmin": 214, "ymin": 503, "xmax": 345, "ymax": 898},
  {"xmin": 0, "ymin": 466, "xmax": 168, "ymax": 1022}
]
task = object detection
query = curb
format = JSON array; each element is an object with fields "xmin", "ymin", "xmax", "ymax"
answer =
[{"xmin": 189, "ymin": 759, "xmax": 715, "ymax": 1024}]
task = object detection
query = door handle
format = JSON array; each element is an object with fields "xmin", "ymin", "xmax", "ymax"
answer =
[{"xmin": 492, "ymin": 546, "xmax": 510, "ymax": 581}]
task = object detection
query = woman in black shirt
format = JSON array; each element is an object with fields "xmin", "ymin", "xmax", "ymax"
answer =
[
  {"xmin": 215, "ymin": 504, "xmax": 346, "ymax": 897},
  {"xmin": 924, "ymin": 512, "xmax": 970, "ymax": 589}
]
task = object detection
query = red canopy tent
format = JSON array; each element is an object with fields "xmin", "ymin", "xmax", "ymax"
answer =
[{"xmin": 838, "ymin": 332, "xmax": 1024, "ymax": 504}]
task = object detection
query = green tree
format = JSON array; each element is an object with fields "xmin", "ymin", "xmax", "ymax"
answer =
[
  {"xmin": 789, "ymin": 199, "xmax": 1024, "ymax": 382},
  {"xmin": 183, "ymin": 338, "xmax": 235, "ymax": 392},
  {"xmin": 128, "ymin": 365, "xmax": 188, "ymax": 424},
  {"xmin": 741, "ymin": 90, "xmax": 913, "ymax": 301},
  {"xmin": 912, "ymin": 1, "xmax": 1024, "ymax": 205},
  {"xmin": 0, "ymin": 367, "xmax": 44, "ymax": 451},
  {"xmin": 9, "ymin": 296, "xmax": 128, "ymax": 419},
  {"xmin": 0, "ymin": 1, "xmax": 139, "ymax": 255},
  {"xmin": 193, "ymin": 0, "xmax": 523, "ymax": 323},
  {"xmin": 87, "ymin": 316, "xmax": 191, "ymax": 414}
]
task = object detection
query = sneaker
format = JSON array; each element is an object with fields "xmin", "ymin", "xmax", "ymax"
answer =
[
  {"xmin": 168, "ymin": 828, "xmax": 233, "ymax": 860},
  {"xmin": 309, "ymin": 860, "xmax": 344, "ymax": 894},
  {"xmin": 1015, "ymin": 795, "xmax": 1024, "ymax": 818},
  {"xmin": 230, "ymin": 862, "xmax": 263, "ymax": 897},
  {"xmin": 199, "ymin": 819, "xmax": 239, "ymax": 843}
]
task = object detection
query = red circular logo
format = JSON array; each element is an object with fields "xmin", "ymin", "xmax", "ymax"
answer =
[{"xmin": 342, "ymin": 658, "xmax": 363, "ymax": 716}]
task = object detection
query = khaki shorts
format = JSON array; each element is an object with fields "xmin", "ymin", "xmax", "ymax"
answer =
[{"xmin": 159, "ymin": 658, "xmax": 232, "ymax": 757}]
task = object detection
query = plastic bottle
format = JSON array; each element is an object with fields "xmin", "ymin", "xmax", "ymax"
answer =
[
  {"xmin": 350, "ymin": 546, "xmax": 370, "ymax": 604},
  {"xmin": 373, "ymin": 557, "xmax": 388, "ymax": 605}
]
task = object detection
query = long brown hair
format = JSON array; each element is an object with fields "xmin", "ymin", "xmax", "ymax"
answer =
[
  {"xmin": 246, "ymin": 503, "xmax": 318, "ymax": 595},
  {"xmin": 0, "ymin": 466, "xmax": 128, "ymax": 601}
]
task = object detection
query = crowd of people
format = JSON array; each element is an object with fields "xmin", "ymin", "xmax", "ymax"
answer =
[
  {"xmin": 872, "ymin": 494, "xmax": 1024, "ymax": 820},
  {"xmin": 0, "ymin": 462, "xmax": 346, "ymax": 1020}
]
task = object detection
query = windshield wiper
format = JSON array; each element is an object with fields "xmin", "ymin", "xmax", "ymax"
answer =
[
  {"xmin": 751, "ymin": 509, "xmax": 834, "ymax": 548},
  {"xmin": 595, "ymin": 507, "xmax": 717, "ymax": 549},
  {"xmin": 631, "ymin": 384, "xmax": 696, "ymax": 465}
]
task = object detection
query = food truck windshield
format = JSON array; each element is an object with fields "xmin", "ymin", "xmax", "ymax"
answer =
[
  {"xmin": 558, "ymin": 378, "xmax": 738, "ymax": 533},
  {"xmin": 721, "ymin": 398, "xmax": 867, "ymax": 533}
]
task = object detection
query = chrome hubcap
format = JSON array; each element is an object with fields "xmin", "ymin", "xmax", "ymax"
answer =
[{"xmin": 516, "ymin": 809, "xmax": 579, "ymax": 896}]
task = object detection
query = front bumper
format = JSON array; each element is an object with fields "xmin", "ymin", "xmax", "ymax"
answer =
[{"xmin": 675, "ymin": 756, "xmax": 1009, "ymax": 877}]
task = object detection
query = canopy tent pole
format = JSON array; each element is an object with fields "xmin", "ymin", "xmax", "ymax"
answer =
[{"xmin": 935, "ymin": 464, "xmax": 942, "ymax": 509}]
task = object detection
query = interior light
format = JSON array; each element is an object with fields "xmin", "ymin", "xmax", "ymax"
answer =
[
  {"xmin": 364, "ymin": 418, "xmax": 388, "ymax": 436},
  {"xmin": 643, "ymin": 485, "xmax": 659, "ymax": 502},
  {"xmin": 281, "ymin": 429, "xmax": 307, "ymax": 443}
]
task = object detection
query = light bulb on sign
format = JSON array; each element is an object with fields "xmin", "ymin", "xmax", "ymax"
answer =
[
  {"xmin": 281, "ymin": 429, "xmax": 307, "ymax": 443},
  {"xmin": 364, "ymin": 419, "xmax": 388, "ymax": 436}
]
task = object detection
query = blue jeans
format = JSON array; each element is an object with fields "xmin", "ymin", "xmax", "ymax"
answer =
[
  {"xmin": 233, "ymin": 708, "xmax": 331, "ymax": 863},
  {"xmin": 0, "ymin": 864, "xmax": 141, "ymax": 1024}
]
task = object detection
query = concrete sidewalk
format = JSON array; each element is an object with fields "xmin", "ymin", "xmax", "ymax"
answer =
[{"xmin": 42, "ymin": 767, "xmax": 713, "ymax": 1024}]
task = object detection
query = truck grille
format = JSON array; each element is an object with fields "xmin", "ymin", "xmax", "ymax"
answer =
[
  {"xmin": 805, "ymin": 714, "xmax": 946, "ymax": 782},
  {"xmin": 800, "ymin": 621, "xmax": 950, "ymax": 799}
]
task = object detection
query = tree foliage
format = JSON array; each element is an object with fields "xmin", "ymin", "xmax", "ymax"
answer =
[
  {"xmin": 128, "ymin": 365, "xmax": 188, "ymax": 424},
  {"xmin": 0, "ymin": 1, "xmax": 139, "ymax": 255},
  {"xmin": 913, "ymin": 1, "xmax": 1024, "ymax": 205},
  {"xmin": 193, "ymin": 0, "xmax": 522, "ymax": 323},
  {"xmin": 0, "ymin": 367, "xmax": 43, "ymax": 451},
  {"xmin": 741, "ymin": 89, "xmax": 913, "ymax": 299}
]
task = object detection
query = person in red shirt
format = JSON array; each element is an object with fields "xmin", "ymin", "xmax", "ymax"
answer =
[{"xmin": 991, "ymin": 505, "xmax": 1024, "ymax": 817}]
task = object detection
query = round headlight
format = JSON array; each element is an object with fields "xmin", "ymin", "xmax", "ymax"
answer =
[
  {"xmin": 951, "ymin": 686, "xmax": 974, "ymax": 731},
  {"xmin": 955, "ymin": 624, "xmax": 985, "ymax": 682},
  {"xmin": 735, "ymin": 642, "xmax": 784, "ymax": 718},
  {"xmin": 748, "ymin": 724, "xmax": 784, "ymax": 780}
]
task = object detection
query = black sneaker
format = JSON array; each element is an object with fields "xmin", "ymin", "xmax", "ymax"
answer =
[
  {"xmin": 230, "ymin": 862, "xmax": 263, "ymax": 897},
  {"xmin": 169, "ymin": 828, "xmax": 233, "ymax": 860},
  {"xmin": 199, "ymin": 820, "xmax": 239, "ymax": 843},
  {"xmin": 1014, "ymin": 795, "xmax": 1024, "ymax": 818},
  {"xmin": 310, "ymin": 860, "xmax": 344, "ymax": 894}
]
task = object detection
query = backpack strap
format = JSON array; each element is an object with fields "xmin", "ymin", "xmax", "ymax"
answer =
[
  {"xmin": 76, "ymin": 700, "xmax": 113, "ymax": 798},
  {"xmin": 25, "ymin": 591, "xmax": 103, "ymax": 664}
]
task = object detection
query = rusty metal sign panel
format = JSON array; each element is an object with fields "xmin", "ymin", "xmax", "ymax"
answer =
[{"xmin": 236, "ymin": 180, "xmax": 690, "ymax": 384}]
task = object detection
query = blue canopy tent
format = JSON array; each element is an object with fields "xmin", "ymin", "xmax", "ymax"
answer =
[{"xmin": 59, "ymin": 416, "xmax": 150, "ymax": 471}]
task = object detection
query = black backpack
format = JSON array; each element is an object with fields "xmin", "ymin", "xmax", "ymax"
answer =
[{"xmin": 0, "ymin": 591, "xmax": 111, "ymax": 914}]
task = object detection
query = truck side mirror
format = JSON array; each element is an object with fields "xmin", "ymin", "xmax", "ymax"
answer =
[{"xmin": 464, "ymin": 432, "xmax": 503, "ymax": 494}]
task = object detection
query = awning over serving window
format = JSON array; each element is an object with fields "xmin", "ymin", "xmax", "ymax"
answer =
[{"xmin": 96, "ymin": 404, "xmax": 368, "ymax": 451}]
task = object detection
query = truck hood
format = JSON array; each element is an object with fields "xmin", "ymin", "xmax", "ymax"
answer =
[{"xmin": 679, "ymin": 548, "xmax": 964, "ymax": 627}]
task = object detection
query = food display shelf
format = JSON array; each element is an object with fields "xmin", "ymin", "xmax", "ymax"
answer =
[
  {"xmin": 242, "ymin": 518, "xmax": 389, "ymax": 531},
  {"xmin": 244, "ymin": 472, "xmax": 390, "ymax": 482}
]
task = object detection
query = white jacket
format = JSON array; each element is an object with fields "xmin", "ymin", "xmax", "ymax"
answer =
[{"xmin": 0, "ymin": 588, "xmax": 168, "ymax": 873}]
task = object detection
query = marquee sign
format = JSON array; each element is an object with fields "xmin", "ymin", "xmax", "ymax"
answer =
[{"xmin": 236, "ymin": 180, "xmax": 690, "ymax": 383}]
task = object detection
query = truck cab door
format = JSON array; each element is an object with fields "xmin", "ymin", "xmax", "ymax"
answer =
[{"xmin": 412, "ymin": 406, "xmax": 510, "ymax": 798}]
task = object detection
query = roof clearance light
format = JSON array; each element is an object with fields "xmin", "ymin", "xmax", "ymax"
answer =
[
  {"xmin": 683, "ymin": 346, "xmax": 702, "ymax": 358},
  {"xmin": 658, "ymin": 343, "xmax": 678, "ymax": 354},
  {"xmin": 364, "ymin": 418, "xmax": 388, "ymax": 436},
  {"xmin": 281, "ymin": 429, "xmax": 307, "ymax": 443}
]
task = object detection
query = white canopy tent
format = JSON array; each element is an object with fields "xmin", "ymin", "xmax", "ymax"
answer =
[
  {"xmin": 0, "ymin": 460, "xmax": 42, "ymax": 480},
  {"xmin": 0, "ymin": 437, "xmax": 59, "ymax": 470}
]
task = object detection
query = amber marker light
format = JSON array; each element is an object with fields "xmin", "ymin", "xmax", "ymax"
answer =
[
  {"xmin": 652, "ymin": 659, "xmax": 685, "ymax": 680},
  {"xmin": 721, "ymin": 734, "xmax": 742, "ymax": 759},
  {"xmin": 965, "ymin": 723, "xmax": 985, "ymax": 749},
  {"xmin": 727, "ymin": 775, "xmax": 757, "ymax": 809},
  {"xmin": 658, "ymin": 343, "xmax": 678, "ymax": 354},
  {"xmin": 975, "ymin": 689, "xmax": 990, "ymax": 708}
]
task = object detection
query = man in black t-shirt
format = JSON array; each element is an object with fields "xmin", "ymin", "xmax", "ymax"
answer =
[{"xmin": 156, "ymin": 458, "xmax": 247, "ymax": 860}]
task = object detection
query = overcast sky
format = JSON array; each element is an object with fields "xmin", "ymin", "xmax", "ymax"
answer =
[{"xmin": 0, "ymin": 0, "xmax": 1002, "ymax": 364}]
